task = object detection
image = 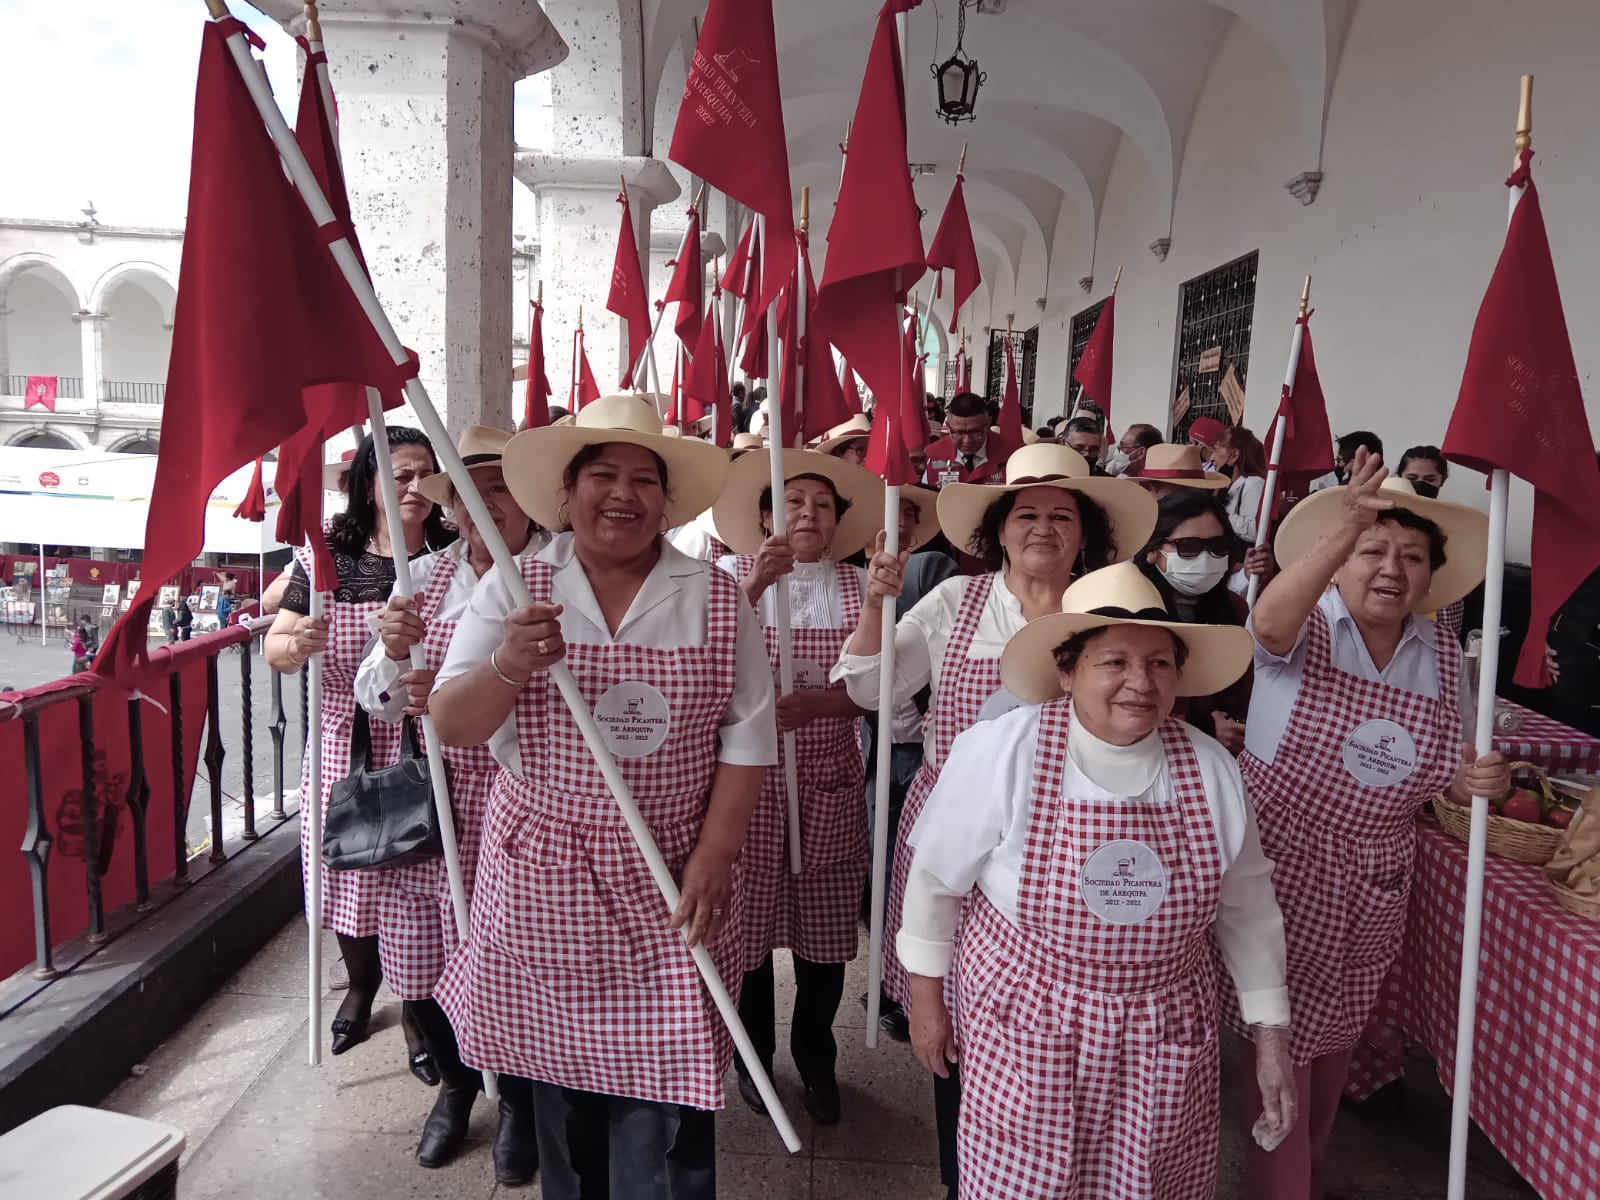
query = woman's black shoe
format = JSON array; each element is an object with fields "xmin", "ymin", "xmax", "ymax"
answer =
[
  {"xmin": 803, "ymin": 1081, "xmax": 841, "ymax": 1126},
  {"xmin": 408, "ymin": 1049, "xmax": 440, "ymax": 1086},
  {"xmin": 415, "ymin": 1082, "xmax": 477, "ymax": 1168},
  {"xmin": 329, "ymin": 1015, "xmax": 370, "ymax": 1055},
  {"xmin": 493, "ymin": 1081, "xmax": 540, "ymax": 1186},
  {"xmin": 736, "ymin": 1071, "xmax": 767, "ymax": 1115},
  {"xmin": 878, "ymin": 1003, "xmax": 911, "ymax": 1043}
]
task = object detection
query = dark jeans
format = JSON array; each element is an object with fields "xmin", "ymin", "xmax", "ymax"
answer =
[
  {"xmin": 530, "ymin": 1082, "xmax": 715, "ymax": 1200},
  {"xmin": 735, "ymin": 952, "xmax": 847, "ymax": 1087}
]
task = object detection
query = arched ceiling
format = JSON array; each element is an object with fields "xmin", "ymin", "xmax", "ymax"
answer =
[{"xmin": 639, "ymin": 0, "xmax": 1339, "ymax": 317}]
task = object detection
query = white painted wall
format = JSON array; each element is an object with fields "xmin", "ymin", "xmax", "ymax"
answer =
[
  {"xmin": 4, "ymin": 272, "xmax": 81, "ymax": 379},
  {"xmin": 1036, "ymin": 0, "xmax": 1600, "ymax": 559},
  {"xmin": 101, "ymin": 284, "xmax": 171, "ymax": 383}
]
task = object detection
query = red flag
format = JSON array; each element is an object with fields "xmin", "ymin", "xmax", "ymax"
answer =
[
  {"xmin": 668, "ymin": 0, "xmax": 793, "ymax": 315},
  {"xmin": 997, "ymin": 336, "xmax": 1025, "ymax": 453},
  {"xmin": 841, "ymin": 362, "xmax": 864, "ymax": 414},
  {"xmin": 95, "ymin": 21, "xmax": 404, "ymax": 683},
  {"xmin": 818, "ymin": 0, "xmax": 926, "ymax": 478},
  {"xmin": 777, "ymin": 231, "xmax": 853, "ymax": 445},
  {"xmin": 233, "ymin": 458, "xmax": 267, "ymax": 522},
  {"xmin": 1443, "ymin": 153, "xmax": 1600, "ymax": 688},
  {"xmin": 663, "ymin": 205, "xmax": 704, "ymax": 350},
  {"xmin": 608, "ymin": 191, "xmax": 652, "ymax": 388},
  {"xmin": 273, "ymin": 34, "xmax": 405, "ymax": 583},
  {"xmin": 863, "ymin": 305, "xmax": 925, "ymax": 485},
  {"xmin": 721, "ymin": 222, "xmax": 755, "ymax": 297},
  {"xmin": 1262, "ymin": 313, "xmax": 1334, "ymax": 520},
  {"xmin": 685, "ymin": 287, "xmax": 732, "ymax": 445},
  {"xmin": 926, "ymin": 174, "xmax": 982, "ymax": 334},
  {"xmin": 736, "ymin": 225, "xmax": 767, "ymax": 376},
  {"xmin": 1074, "ymin": 293, "xmax": 1117, "ymax": 425},
  {"xmin": 24, "ymin": 376, "xmax": 57, "ymax": 412},
  {"xmin": 522, "ymin": 299, "xmax": 552, "ymax": 429},
  {"xmin": 572, "ymin": 328, "xmax": 602, "ymax": 409}
]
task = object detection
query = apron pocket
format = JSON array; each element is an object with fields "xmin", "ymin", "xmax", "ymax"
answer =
[
  {"xmin": 490, "ymin": 851, "xmax": 643, "ymax": 991},
  {"xmin": 799, "ymin": 786, "xmax": 869, "ymax": 869},
  {"xmin": 1343, "ymin": 873, "xmax": 1410, "ymax": 967}
]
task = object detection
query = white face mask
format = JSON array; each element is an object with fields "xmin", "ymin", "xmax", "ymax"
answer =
[
  {"xmin": 1161, "ymin": 551, "xmax": 1230, "ymax": 596},
  {"xmin": 1102, "ymin": 446, "xmax": 1131, "ymax": 475}
]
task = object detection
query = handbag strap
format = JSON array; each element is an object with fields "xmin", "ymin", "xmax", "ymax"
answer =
[
  {"xmin": 348, "ymin": 708, "xmax": 375, "ymax": 771},
  {"xmin": 401, "ymin": 715, "xmax": 426, "ymax": 761}
]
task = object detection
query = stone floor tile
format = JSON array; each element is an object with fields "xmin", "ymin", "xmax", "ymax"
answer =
[
  {"xmin": 717, "ymin": 1150, "xmax": 812, "ymax": 1199},
  {"xmin": 101, "ymin": 989, "xmax": 303, "ymax": 1165},
  {"xmin": 812, "ymin": 1158, "xmax": 944, "ymax": 1199},
  {"xmin": 223, "ymin": 923, "xmax": 339, "ymax": 998},
  {"xmin": 812, "ymin": 1037, "xmax": 939, "ymax": 1166}
]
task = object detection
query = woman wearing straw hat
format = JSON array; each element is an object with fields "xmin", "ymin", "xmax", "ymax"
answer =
[
  {"xmin": 427, "ymin": 394, "xmax": 776, "ymax": 1200},
  {"xmin": 1133, "ymin": 443, "xmax": 1232, "ymax": 500},
  {"xmin": 814, "ymin": 414, "xmax": 873, "ymax": 466},
  {"xmin": 1232, "ymin": 451, "xmax": 1509, "ymax": 1197},
  {"xmin": 710, "ymin": 448, "xmax": 884, "ymax": 1125},
  {"xmin": 352, "ymin": 425, "xmax": 546, "ymax": 1177},
  {"xmin": 266, "ymin": 427, "xmax": 454, "ymax": 1061},
  {"xmin": 833, "ymin": 442, "xmax": 1157, "ymax": 1191},
  {"xmin": 903, "ymin": 562, "xmax": 1297, "ymax": 1199}
]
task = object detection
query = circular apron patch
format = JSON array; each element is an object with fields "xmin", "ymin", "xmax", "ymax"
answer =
[
  {"xmin": 1341, "ymin": 718, "xmax": 1419, "ymax": 788},
  {"xmin": 791, "ymin": 659, "xmax": 829, "ymax": 691},
  {"xmin": 977, "ymin": 686, "xmax": 1027, "ymax": 724},
  {"xmin": 1079, "ymin": 839, "xmax": 1171, "ymax": 925},
  {"xmin": 593, "ymin": 681, "xmax": 671, "ymax": 758}
]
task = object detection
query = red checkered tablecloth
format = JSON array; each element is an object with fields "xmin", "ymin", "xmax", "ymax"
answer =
[
  {"xmin": 1493, "ymin": 700, "xmax": 1600, "ymax": 776},
  {"xmin": 1347, "ymin": 821, "xmax": 1600, "ymax": 1199}
]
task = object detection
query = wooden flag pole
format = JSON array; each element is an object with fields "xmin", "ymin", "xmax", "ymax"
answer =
[
  {"xmin": 203, "ymin": 1, "xmax": 800, "ymax": 1151},
  {"xmin": 1445, "ymin": 74, "xmax": 1528, "ymax": 1200},
  {"xmin": 757, "ymin": 209, "xmax": 804, "ymax": 876},
  {"xmin": 570, "ymin": 304, "xmax": 583, "ymax": 411},
  {"xmin": 1247, "ymin": 274, "xmax": 1312, "ymax": 610},
  {"xmin": 865, "ymin": 288, "xmax": 916, "ymax": 1049}
]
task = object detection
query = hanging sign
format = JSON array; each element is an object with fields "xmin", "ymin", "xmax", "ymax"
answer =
[
  {"xmin": 1221, "ymin": 365, "xmax": 1246, "ymax": 423},
  {"xmin": 1171, "ymin": 385, "xmax": 1191, "ymax": 426},
  {"xmin": 1198, "ymin": 346, "xmax": 1223, "ymax": 373}
]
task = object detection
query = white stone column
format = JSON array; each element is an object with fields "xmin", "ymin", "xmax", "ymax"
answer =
[
  {"xmin": 75, "ymin": 310, "xmax": 103, "ymax": 406},
  {"xmin": 256, "ymin": 1, "xmax": 568, "ymax": 437}
]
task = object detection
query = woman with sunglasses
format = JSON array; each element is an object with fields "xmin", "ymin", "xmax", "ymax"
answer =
[
  {"xmin": 1137, "ymin": 490, "xmax": 1254, "ymax": 754},
  {"xmin": 265, "ymin": 427, "xmax": 454, "ymax": 1066}
]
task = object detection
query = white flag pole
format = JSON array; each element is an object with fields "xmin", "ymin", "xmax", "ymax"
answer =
[
  {"xmin": 207, "ymin": 1, "xmax": 799, "ymax": 1152},
  {"xmin": 865, "ymin": 292, "xmax": 916, "ymax": 1049},
  {"xmin": 628, "ymin": 186, "xmax": 707, "ymax": 422},
  {"xmin": 1445, "ymin": 74, "xmax": 1529, "ymax": 1200},
  {"xmin": 1247, "ymin": 274, "xmax": 1311, "ymax": 610},
  {"xmin": 757, "ymin": 211, "xmax": 804, "ymax": 876}
]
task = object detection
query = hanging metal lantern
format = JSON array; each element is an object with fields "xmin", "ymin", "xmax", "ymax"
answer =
[{"xmin": 932, "ymin": 0, "xmax": 986, "ymax": 125}]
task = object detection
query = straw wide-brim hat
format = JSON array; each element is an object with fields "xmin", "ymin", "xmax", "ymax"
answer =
[
  {"xmin": 712, "ymin": 449, "xmax": 886, "ymax": 558},
  {"xmin": 501, "ymin": 393, "xmax": 731, "ymax": 530},
  {"xmin": 415, "ymin": 425, "xmax": 513, "ymax": 507},
  {"xmin": 1000, "ymin": 562, "xmax": 1255, "ymax": 703},
  {"xmin": 1273, "ymin": 476, "xmax": 1489, "ymax": 612},
  {"xmin": 898, "ymin": 484, "xmax": 943, "ymax": 552},
  {"xmin": 815, "ymin": 415, "xmax": 873, "ymax": 456},
  {"xmin": 322, "ymin": 449, "xmax": 358, "ymax": 493},
  {"xmin": 936, "ymin": 442, "xmax": 1158, "ymax": 561},
  {"xmin": 730, "ymin": 432, "xmax": 765, "ymax": 457},
  {"xmin": 1139, "ymin": 444, "xmax": 1230, "ymax": 490}
]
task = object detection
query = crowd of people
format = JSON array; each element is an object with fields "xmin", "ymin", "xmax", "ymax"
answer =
[{"xmin": 265, "ymin": 391, "xmax": 1541, "ymax": 1200}]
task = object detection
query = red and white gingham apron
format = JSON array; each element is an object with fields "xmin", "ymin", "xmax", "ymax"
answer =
[
  {"xmin": 436, "ymin": 555, "xmax": 745, "ymax": 1109},
  {"xmin": 1225, "ymin": 606, "xmax": 1461, "ymax": 1065},
  {"xmin": 374, "ymin": 551, "xmax": 497, "ymax": 999},
  {"xmin": 296, "ymin": 547, "xmax": 401, "ymax": 938},
  {"xmin": 885, "ymin": 572, "xmax": 1008, "ymax": 1005},
  {"xmin": 734, "ymin": 557, "xmax": 866, "ymax": 967},
  {"xmin": 955, "ymin": 703, "xmax": 1224, "ymax": 1199}
]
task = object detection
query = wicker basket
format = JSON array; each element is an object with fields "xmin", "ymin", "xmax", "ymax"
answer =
[
  {"xmin": 1432, "ymin": 762, "xmax": 1567, "ymax": 865},
  {"xmin": 1548, "ymin": 882, "xmax": 1600, "ymax": 921}
]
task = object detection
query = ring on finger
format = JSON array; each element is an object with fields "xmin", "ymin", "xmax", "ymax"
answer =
[{"xmin": 536, "ymin": 638, "xmax": 549, "ymax": 655}]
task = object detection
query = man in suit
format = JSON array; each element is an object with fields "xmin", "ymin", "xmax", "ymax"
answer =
[{"xmin": 921, "ymin": 392, "xmax": 1010, "ymax": 488}]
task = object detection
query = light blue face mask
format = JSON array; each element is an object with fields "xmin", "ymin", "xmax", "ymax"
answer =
[{"xmin": 1161, "ymin": 551, "xmax": 1230, "ymax": 597}]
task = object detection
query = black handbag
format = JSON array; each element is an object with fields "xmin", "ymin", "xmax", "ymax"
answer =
[{"xmin": 323, "ymin": 711, "xmax": 442, "ymax": 870}]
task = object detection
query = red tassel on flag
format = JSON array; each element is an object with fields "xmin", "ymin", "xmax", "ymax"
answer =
[
  {"xmin": 1443, "ymin": 151, "xmax": 1600, "ymax": 688},
  {"xmin": 668, "ymin": 0, "xmax": 794, "ymax": 315},
  {"xmin": 95, "ymin": 21, "xmax": 404, "ymax": 684},
  {"xmin": 608, "ymin": 190, "xmax": 653, "ymax": 388},
  {"xmin": 233, "ymin": 458, "xmax": 268, "ymax": 522},
  {"xmin": 522, "ymin": 297, "xmax": 552, "ymax": 429}
]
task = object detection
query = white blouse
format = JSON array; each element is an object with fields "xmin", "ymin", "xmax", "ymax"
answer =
[
  {"xmin": 830, "ymin": 571, "xmax": 1026, "ymax": 761},
  {"xmin": 899, "ymin": 702, "xmax": 1290, "ymax": 1028},
  {"xmin": 433, "ymin": 532, "xmax": 778, "ymax": 776},
  {"xmin": 1245, "ymin": 586, "xmax": 1475, "ymax": 765},
  {"xmin": 714, "ymin": 556, "xmax": 867, "ymax": 630},
  {"xmin": 1225, "ymin": 473, "xmax": 1267, "ymax": 543}
]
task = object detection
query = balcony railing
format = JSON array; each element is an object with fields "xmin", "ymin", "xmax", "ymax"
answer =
[
  {"xmin": 100, "ymin": 380, "xmax": 166, "ymax": 405},
  {"xmin": 0, "ymin": 618, "xmax": 304, "ymax": 992},
  {"xmin": 2, "ymin": 375, "xmax": 84, "ymax": 400}
]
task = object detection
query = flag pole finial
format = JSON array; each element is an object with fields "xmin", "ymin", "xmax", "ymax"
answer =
[
  {"xmin": 304, "ymin": 1, "xmax": 322, "ymax": 41},
  {"xmin": 691, "ymin": 182, "xmax": 707, "ymax": 213},
  {"xmin": 800, "ymin": 186, "xmax": 810, "ymax": 233},
  {"xmin": 205, "ymin": 0, "xmax": 230, "ymax": 17},
  {"xmin": 577, "ymin": 303, "xmax": 583, "ymax": 331},
  {"xmin": 619, "ymin": 175, "xmax": 629, "ymax": 203},
  {"xmin": 536, "ymin": 280, "xmax": 543, "ymax": 306},
  {"xmin": 957, "ymin": 144, "xmax": 968, "ymax": 176},
  {"xmin": 1112, "ymin": 265, "xmax": 1122, "ymax": 293},
  {"xmin": 1515, "ymin": 74, "xmax": 1534, "ymax": 164},
  {"xmin": 1298, "ymin": 274, "xmax": 1312, "ymax": 318}
]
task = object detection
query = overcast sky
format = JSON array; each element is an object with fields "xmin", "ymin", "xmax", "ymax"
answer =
[{"xmin": 0, "ymin": 1, "xmax": 544, "ymax": 230}]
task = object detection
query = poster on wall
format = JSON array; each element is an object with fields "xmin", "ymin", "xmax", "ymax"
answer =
[
  {"xmin": 1220, "ymin": 365, "xmax": 1246, "ymax": 424},
  {"xmin": 1198, "ymin": 345, "xmax": 1223, "ymax": 373}
]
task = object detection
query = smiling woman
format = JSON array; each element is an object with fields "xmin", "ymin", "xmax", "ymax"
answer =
[
  {"xmin": 424, "ymin": 395, "xmax": 778, "ymax": 1197},
  {"xmin": 1232, "ymin": 449, "xmax": 1508, "ymax": 1195}
]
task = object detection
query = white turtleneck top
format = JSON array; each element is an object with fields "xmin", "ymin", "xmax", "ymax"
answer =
[
  {"xmin": 898, "ymin": 701, "xmax": 1290, "ymax": 1027},
  {"xmin": 715, "ymin": 556, "xmax": 867, "ymax": 630}
]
